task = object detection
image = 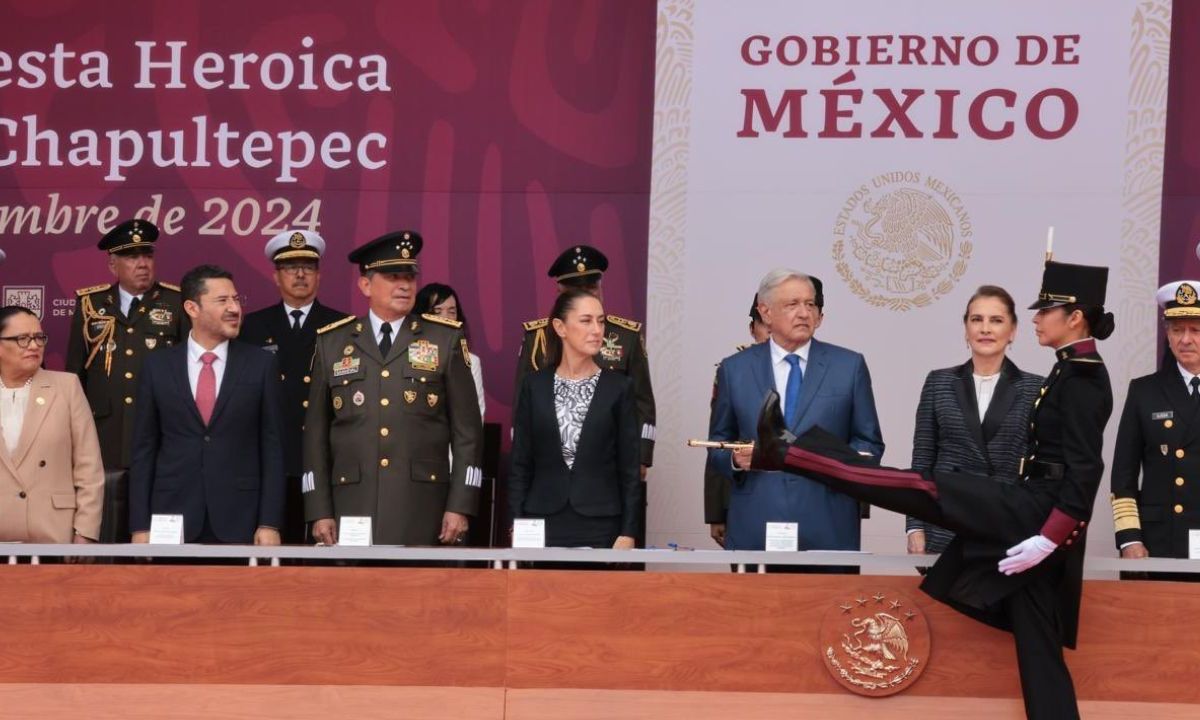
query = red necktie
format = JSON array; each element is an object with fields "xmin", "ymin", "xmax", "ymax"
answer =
[{"xmin": 196, "ymin": 351, "xmax": 217, "ymax": 424}]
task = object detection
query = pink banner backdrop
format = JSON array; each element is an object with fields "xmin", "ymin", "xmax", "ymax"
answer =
[
  {"xmin": 0, "ymin": 0, "xmax": 656, "ymax": 423},
  {"xmin": 1161, "ymin": 0, "xmax": 1200, "ymax": 283}
]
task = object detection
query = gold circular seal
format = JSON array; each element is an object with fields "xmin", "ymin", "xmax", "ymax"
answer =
[
  {"xmin": 289, "ymin": 232, "xmax": 306, "ymax": 248},
  {"xmin": 832, "ymin": 172, "xmax": 972, "ymax": 312},
  {"xmin": 818, "ymin": 590, "xmax": 931, "ymax": 697},
  {"xmin": 332, "ymin": 396, "xmax": 344, "ymax": 411}
]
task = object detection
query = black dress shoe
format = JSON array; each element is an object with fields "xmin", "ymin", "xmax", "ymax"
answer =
[{"xmin": 751, "ymin": 389, "xmax": 795, "ymax": 471}]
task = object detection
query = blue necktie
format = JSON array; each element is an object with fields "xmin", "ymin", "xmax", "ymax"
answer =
[{"xmin": 784, "ymin": 354, "xmax": 803, "ymax": 429}]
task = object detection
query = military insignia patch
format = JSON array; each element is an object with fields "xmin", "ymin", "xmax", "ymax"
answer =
[
  {"xmin": 144, "ymin": 338, "xmax": 157, "ymax": 350},
  {"xmin": 332, "ymin": 356, "xmax": 360, "ymax": 377},
  {"xmin": 289, "ymin": 232, "xmax": 306, "ymax": 248},
  {"xmin": 352, "ymin": 390, "xmax": 365, "ymax": 407},
  {"xmin": 263, "ymin": 344, "xmax": 279, "ymax": 354},
  {"xmin": 461, "ymin": 338, "xmax": 471, "ymax": 368},
  {"xmin": 404, "ymin": 390, "xmax": 417, "ymax": 404},
  {"xmin": 600, "ymin": 333, "xmax": 624, "ymax": 363},
  {"xmin": 148, "ymin": 308, "xmax": 172, "ymax": 325},
  {"xmin": 427, "ymin": 392, "xmax": 439, "ymax": 408},
  {"xmin": 408, "ymin": 339, "xmax": 439, "ymax": 371},
  {"xmin": 343, "ymin": 345, "xmax": 354, "ymax": 356},
  {"xmin": 333, "ymin": 396, "xmax": 344, "ymax": 410},
  {"xmin": 1177, "ymin": 283, "xmax": 1197, "ymax": 306}
]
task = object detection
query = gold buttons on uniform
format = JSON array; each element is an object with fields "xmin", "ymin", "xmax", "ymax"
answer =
[
  {"xmin": 1165, "ymin": 420, "xmax": 1174, "ymax": 429},
  {"xmin": 125, "ymin": 348, "xmax": 134, "ymax": 356},
  {"xmin": 126, "ymin": 327, "xmax": 134, "ymax": 334},
  {"xmin": 124, "ymin": 372, "xmax": 133, "ymax": 379},
  {"xmin": 380, "ymin": 428, "xmax": 389, "ymax": 437},
  {"xmin": 381, "ymin": 398, "xmax": 390, "ymax": 406},
  {"xmin": 380, "ymin": 458, "xmax": 389, "ymax": 468},
  {"xmin": 303, "ymin": 376, "xmax": 311, "ymax": 384},
  {"xmin": 281, "ymin": 374, "xmax": 286, "ymax": 381},
  {"xmin": 1176, "ymin": 449, "xmax": 1186, "ymax": 459},
  {"xmin": 124, "ymin": 397, "xmax": 133, "ymax": 405},
  {"xmin": 338, "ymin": 476, "xmax": 346, "ymax": 484},
  {"xmin": 381, "ymin": 369, "xmax": 390, "ymax": 378},
  {"xmin": 1175, "ymin": 504, "xmax": 1184, "ymax": 514},
  {"xmin": 302, "ymin": 400, "xmax": 309, "ymax": 408},
  {"xmin": 1177, "ymin": 477, "xmax": 1185, "ymax": 487},
  {"xmin": 430, "ymin": 474, "xmax": 437, "ymax": 481},
  {"xmin": 1039, "ymin": 387, "xmax": 1047, "ymax": 396}
]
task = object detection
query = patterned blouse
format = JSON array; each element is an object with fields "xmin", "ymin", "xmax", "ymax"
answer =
[{"xmin": 554, "ymin": 371, "xmax": 601, "ymax": 469}]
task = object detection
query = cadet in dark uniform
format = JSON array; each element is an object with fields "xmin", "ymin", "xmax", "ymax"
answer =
[
  {"xmin": 705, "ymin": 294, "xmax": 770, "ymax": 547},
  {"xmin": 515, "ymin": 246, "xmax": 655, "ymax": 545},
  {"xmin": 64, "ymin": 219, "xmax": 187, "ymax": 543},
  {"xmin": 240, "ymin": 230, "xmax": 348, "ymax": 544},
  {"xmin": 749, "ymin": 258, "xmax": 1114, "ymax": 720},
  {"xmin": 303, "ymin": 231, "xmax": 484, "ymax": 546},
  {"xmin": 1111, "ymin": 280, "xmax": 1200, "ymax": 565}
]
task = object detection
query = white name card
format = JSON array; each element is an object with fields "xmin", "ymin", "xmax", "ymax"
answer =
[
  {"xmin": 765, "ymin": 522, "xmax": 799, "ymax": 552},
  {"xmin": 148, "ymin": 514, "xmax": 184, "ymax": 544},
  {"xmin": 338, "ymin": 516, "xmax": 373, "ymax": 547},
  {"xmin": 1189, "ymin": 529, "xmax": 1200, "ymax": 560},
  {"xmin": 513, "ymin": 519, "xmax": 546, "ymax": 548}
]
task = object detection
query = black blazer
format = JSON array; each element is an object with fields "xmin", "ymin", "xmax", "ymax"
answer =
[
  {"xmin": 509, "ymin": 368, "xmax": 642, "ymax": 537},
  {"xmin": 240, "ymin": 300, "xmax": 348, "ymax": 476},
  {"xmin": 129, "ymin": 339, "xmax": 286, "ymax": 543},
  {"xmin": 907, "ymin": 358, "xmax": 1043, "ymax": 550}
]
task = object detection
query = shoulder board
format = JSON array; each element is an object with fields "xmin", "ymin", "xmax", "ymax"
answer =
[
  {"xmin": 316, "ymin": 315, "xmax": 357, "ymax": 335},
  {"xmin": 606, "ymin": 314, "xmax": 642, "ymax": 332},
  {"xmin": 157, "ymin": 282, "xmax": 181, "ymax": 292},
  {"xmin": 75, "ymin": 283, "xmax": 111, "ymax": 296},
  {"xmin": 523, "ymin": 318, "xmax": 549, "ymax": 331},
  {"xmin": 421, "ymin": 313, "xmax": 463, "ymax": 329}
]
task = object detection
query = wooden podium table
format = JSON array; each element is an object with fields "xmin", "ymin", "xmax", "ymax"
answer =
[{"xmin": 0, "ymin": 566, "xmax": 1197, "ymax": 719}]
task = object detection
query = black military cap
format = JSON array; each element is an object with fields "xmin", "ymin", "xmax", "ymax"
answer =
[
  {"xmin": 347, "ymin": 230, "xmax": 422, "ymax": 274},
  {"xmin": 548, "ymin": 245, "xmax": 608, "ymax": 284},
  {"xmin": 98, "ymin": 219, "xmax": 158, "ymax": 256},
  {"xmin": 1027, "ymin": 260, "xmax": 1108, "ymax": 310}
]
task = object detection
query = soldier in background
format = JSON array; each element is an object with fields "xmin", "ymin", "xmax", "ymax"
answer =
[
  {"xmin": 303, "ymin": 231, "xmax": 483, "ymax": 546},
  {"xmin": 240, "ymin": 230, "xmax": 348, "ymax": 544},
  {"xmin": 514, "ymin": 246, "xmax": 656, "ymax": 545},
  {"xmin": 65, "ymin": 219, "xmax": 187, "ymax": 543}
]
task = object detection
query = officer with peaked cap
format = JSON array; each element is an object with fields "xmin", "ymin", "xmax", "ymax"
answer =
[
  {"xmin": 303, "ymin": 230, "xmax": 483, "ymax": 546},
  {"xmin": 65, "ymin": 219, "xmax": 187, "ymax": 543},
  {"xmin": 1110, "ymin": 280, "xmax": 1200, "ymax": 568},
  {"xmin": 514, "ymin": 245, "xmax": 656, "ymax": 546},
  {"xmin": 240, "ymin": 230, "xmax": 348, "ymax": 544}
]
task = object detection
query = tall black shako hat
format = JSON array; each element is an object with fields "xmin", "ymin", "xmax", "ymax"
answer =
[
  {"xmin": 99, "ymin": 219, "xmax": 158, "ymax": 256},
  {"xmin": 348, "ymin": 230, "xmax": 422, "ymax": 275},
  {"xmin": 549, "ymin": 245, "xmax": 608, "ymax": 287},
  {"xmin": 1027, "ymin": 260, "xmax": 1108, "ymax": 310}
]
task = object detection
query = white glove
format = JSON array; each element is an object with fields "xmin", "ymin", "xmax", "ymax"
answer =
[{"xmin": 997, "ymin": 534, "xmax": 1057, "ymax": 575}]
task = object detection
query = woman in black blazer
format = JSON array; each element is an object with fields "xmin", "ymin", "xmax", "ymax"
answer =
[
  {"xmin": 509, "ymin": 289, "xmax": 641, "ymax": 548},
  {"xmin": 907, "ymin": 286, "xmax": 1044, "ymax": 554}
]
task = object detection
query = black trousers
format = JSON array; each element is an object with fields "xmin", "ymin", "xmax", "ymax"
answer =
[{"xmin": 777, "ymin": 428, "xmax": 1078, "ymax": 720}]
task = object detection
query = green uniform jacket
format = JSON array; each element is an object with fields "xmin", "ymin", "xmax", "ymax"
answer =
[
  {"xmin": 303, "ymin": 313, "xmax": 484, "ymax": 545},
  {"xmin": 65, "ymin": 281, "xmax": 188, "ymax": 469},
  {"xmin": 514, "ymin": 314, "xmax": 656, "ymax": 466}
]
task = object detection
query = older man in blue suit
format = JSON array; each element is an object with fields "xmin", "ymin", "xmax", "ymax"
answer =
[{"xmin": 708, "ymin": 269, "xmax": 883, "ymax": 555}]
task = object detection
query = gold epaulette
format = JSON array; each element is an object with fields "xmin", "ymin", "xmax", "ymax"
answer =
[
  {"xmin": 158, "ymin": 282, "xmax": 181, "ymax": 292},
  {"xmin": 523, "ymin": 318, "xmax": 549, "ymax": 331},
  {"xmin": 606, "ymin": 314, "xmax": 642, "ymax": 332},
  {"xmin": 75, "ymin": 283, "xmax": 111, "ymax": 296},
  {"xmin": 316, "ymin": 315, "xmax": 357, "ymax": 335},
  {"xmin": 421, "ymin": 313, "xmax": 463, "ymax": 329}
]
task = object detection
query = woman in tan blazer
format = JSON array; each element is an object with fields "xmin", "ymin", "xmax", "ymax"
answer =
[{"xmin": 0, "ymin": 306, "xmax": 103, "ymax": 543}]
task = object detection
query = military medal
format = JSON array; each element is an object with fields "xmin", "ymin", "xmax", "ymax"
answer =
[
  {"xmin": 404, "ymin": 390, "xmax": 417, "ymax": 404},
  {"xmin": 149, "ymin": 308, "xmax": 171, "ymax": 325},
  {"xmin": 332, "ymin": 357, "xmax": 360, "ymax": 377},
  {"xmin": 333, "ymin": 396, "xmax": 344, "ymax": 410},
  {"xmin": 427, "ymin": 392, "xmax": 439, "ymax": 407},
  {"xmin": 145, "ymin": 338, "xmax": 157, "ymax": 350},
  {"xmin": 408, "ymin": 340, "xmax": 439, "ymax": 371},
  {"xmin": 344, "ymin": 345, "xmax": 354, "ymax": 356},
  {"xmin": 352, "ymin": 390, "xmax": 365, "ymax": 407},
  {"xmin": 460, "ymin": 338, "xmax": 472, "ymax": 367}
]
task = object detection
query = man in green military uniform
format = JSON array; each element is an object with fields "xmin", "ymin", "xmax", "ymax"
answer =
[
  {"xmin": 303, "ymin": 230, "xmax": 483, "ymax": 546},
  {"xmin": 514, "ymin": 245, "xmax": 656, "ymax": 545},
  {"xmin": 65, "ymin": 219, "xmax": 187, "ymax": 542}
]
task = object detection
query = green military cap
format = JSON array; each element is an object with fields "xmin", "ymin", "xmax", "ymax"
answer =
[
  {"xmin": 348, "ymin": 230, "xmax": 422, "ymax": 274},
  {"xmin": 99, "ymin": 219, "xmax": 158, "ymax": 256}
]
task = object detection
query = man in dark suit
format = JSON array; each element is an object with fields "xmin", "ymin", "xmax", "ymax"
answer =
[
  {"xmin": 708, "ymin": 270, "xmax": 883, "ymax": 555},
  {"xmin": 1112, "ymin": 280, "xmax": 1200, "ymax": 564},
  {"xmin": 65, "ymin": 219, "xmax": 188, "ymax": 542},
  {"xmin": 239, "ymin": 230, "xmax": 348, "ymax": 544},
  {"xmin": 129, "ymin": 265, "xmax": 285, "ymax": 545}
]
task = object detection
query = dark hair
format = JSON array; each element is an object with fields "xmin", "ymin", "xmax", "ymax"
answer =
[
  {"xmin": 544, "ymin": 288, "xmax": 601, "ymax": 368},
  {"xmin": 810, "ymin": 275, "xmax": 825, "ymax": 312},
  {"xmin": 749, "ymin": 294, "xmax": 763, "ymax": 324},
  {"xmin": 414, "ymin": 283, "xmax": 469, "ymax": 339},
  {"xmin": 180, "ymin": 265, "xmax": 234, "ymax": 304},
  {"xmin": 1061, "ymin": 303, "xmax": 1116, "ymax": 341},
  {"xmin": 962, "ymin": 285, "xmax": 1017, "ymax": 325},
  {"xmin": 0, "ymin": 305, "xmax": 37, "ymax": 334}
]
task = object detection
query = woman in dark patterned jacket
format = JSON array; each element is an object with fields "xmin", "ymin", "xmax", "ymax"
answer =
[{"xmin": 906, "ymin": 286, "xmax": 1044, "ymax": 555}]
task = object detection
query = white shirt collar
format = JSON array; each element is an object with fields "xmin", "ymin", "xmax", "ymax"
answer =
[
  {"xmin": 118, "ymin": 286, "xmax": 144, "ymax": 315},
  {"xmin": 368, "ymin": 310, "xmax": 405, "ymax": 340},
  {"xmin": 1178, "ymin": 362, "xmax": 1200, "ymax": 391},
  {"xmin": 187, "ymin": 332, "xmax": 229, "ymax": 364},
  {"xmin": 284, "ymin": 301, "xmax": 314, "ymax": 316},
  {"xmin": 769, "ymin": 337, "xmax": 811, "ymax": 366}
]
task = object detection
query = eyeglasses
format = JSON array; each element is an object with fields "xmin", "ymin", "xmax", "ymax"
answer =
[
  {"xmin": 0, "ymin": 334, "xmax": 48, "ymax": 348},
  {"xmin": 278, "ymin": 264, "xmax": 318, "ymax": 276}
]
